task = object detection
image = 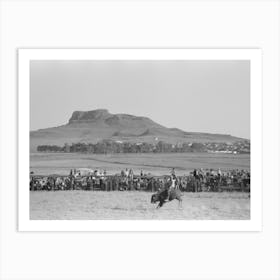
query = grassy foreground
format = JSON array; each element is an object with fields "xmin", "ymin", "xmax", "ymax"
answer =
[{"xmin": 30, "ymin": 191, "xmax": 250, "ymax": 220}]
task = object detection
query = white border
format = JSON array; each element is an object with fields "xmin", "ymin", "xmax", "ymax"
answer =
[{"xmin": 18, "ymin": 49, "xmax": 262, "ymax": 231}]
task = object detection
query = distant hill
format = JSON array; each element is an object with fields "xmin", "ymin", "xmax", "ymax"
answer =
[{"xmin": 30, "ymin": 109, "xmax": 246, "ymax": 152}]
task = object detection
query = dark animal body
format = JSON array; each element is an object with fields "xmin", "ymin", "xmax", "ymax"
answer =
[{"xmin": 151, "ymin": 188, "xmax": 183, "ymax": 209}]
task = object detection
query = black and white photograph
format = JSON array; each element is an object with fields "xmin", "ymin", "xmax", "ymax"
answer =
[
  {"xmin": 17, "ymin": 48, "xmax": 262, "ymax": 231},
  {"xmin": 27, "ymin": 52, "xmax": 252, "ymax": 221},
  {"xmin": 2, "ymin": 1, "xmax": 280, "ymax": 280}
]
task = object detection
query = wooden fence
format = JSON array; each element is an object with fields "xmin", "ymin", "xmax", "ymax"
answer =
[{"xmin": 29, "ymin": 174, "xmax": 250, "ymax": 193}]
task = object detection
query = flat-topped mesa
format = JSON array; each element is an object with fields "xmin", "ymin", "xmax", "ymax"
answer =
[
  {"xmin": 68, "ymin": 109, "xmax": 111, "ymax": 123},
  {"xmin": 68, "ymin": 109, "xmax": 153, "ymax": 124}
]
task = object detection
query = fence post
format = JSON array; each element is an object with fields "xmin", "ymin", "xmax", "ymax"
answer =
[
  {"xmin": 30, "ymin": 176, "xmax": 34, "ymax": 191},
  {"xmin": 130, "ymin": 180, "xmax": 134, "ymax": 191},
  {"xmin": 151, "ymin": 179, "xmax": 155, "ymax": 192},
  {"xmin": 52, "ymin": 178, "xmax": 55, "ymax": 191}
]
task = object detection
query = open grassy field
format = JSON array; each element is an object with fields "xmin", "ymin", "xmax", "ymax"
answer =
[
  {"xmin": 30, "ymin": 191, "xmax": 250, "ymax": 220},
  {"xmin": 30, "ymin": 153, "xmax": 250, "ymax": 220},
  {"xmin": 30, "ymin": 152, "xmax": 250, "ymax": 176}
]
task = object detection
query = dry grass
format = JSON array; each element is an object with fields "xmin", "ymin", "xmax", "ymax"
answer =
[
  {"xmin": 30, "ymin": 152, "xmax": 250, "ymax": 176},
  {"xmin": 30, "ymin": 191, "xmax": 250, "ymax": 220}
]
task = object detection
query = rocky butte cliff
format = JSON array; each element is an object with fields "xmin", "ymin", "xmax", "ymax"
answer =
[{"xmin": 30, "ymin": 109, "xmax": 246, "ymax": 152}]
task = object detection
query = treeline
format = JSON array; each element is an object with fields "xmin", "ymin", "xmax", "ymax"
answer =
[
  {"xmin": 37, "ymin": 140, "xmax": 208, "ymax": 154},
  {"xmin": 37, "ymin": 140, "xmax": 250, "ymax": 154}
]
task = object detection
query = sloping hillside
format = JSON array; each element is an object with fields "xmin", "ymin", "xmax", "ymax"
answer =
[{"xmin": 30, "ymin": 109, "xmax": 245, "ymax": 152}]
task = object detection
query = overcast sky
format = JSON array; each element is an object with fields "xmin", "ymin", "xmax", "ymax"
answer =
[{"xmin": 30, "ymin": 60, "xmax": 250, "ymax": 139}]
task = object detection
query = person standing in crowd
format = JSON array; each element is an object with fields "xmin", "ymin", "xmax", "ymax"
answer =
[
  {"xmin": 193, "ymin": 169, "xmax": 200, "ymax": 192},
  {"xmin": 129, "ymin": 169, "xmax": 134, "ymax": 181},
  {"xmin": 217, "ymin": 168, "xmax": 222, "ymax": 184},
  {"xmin": 125, "ymin": 168, "xmax": 129, "ymax": 177}
]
